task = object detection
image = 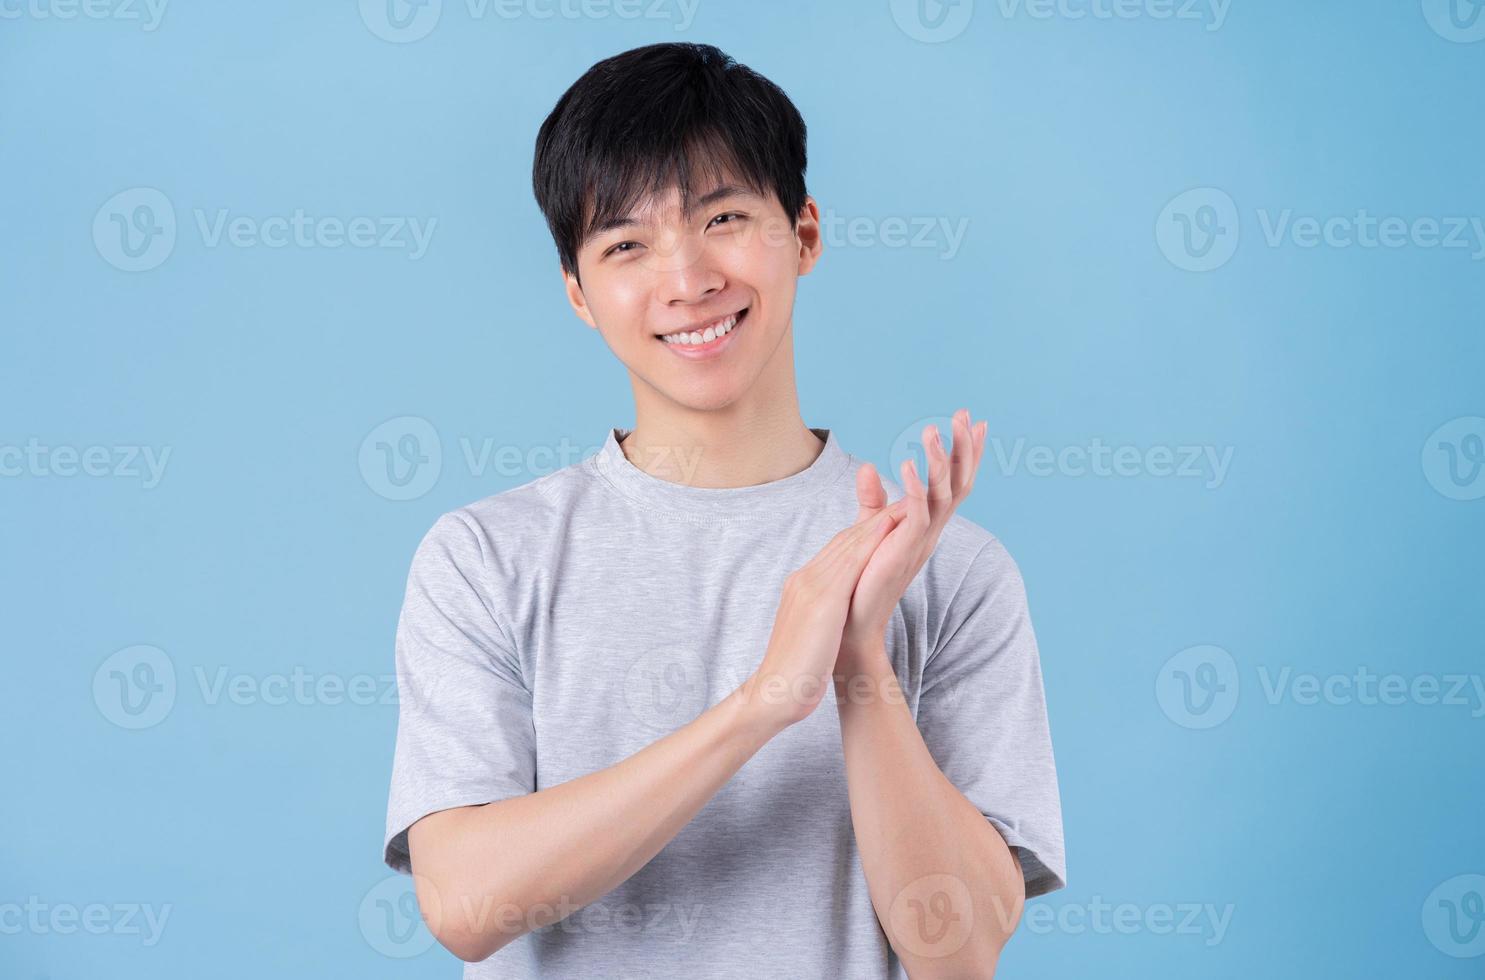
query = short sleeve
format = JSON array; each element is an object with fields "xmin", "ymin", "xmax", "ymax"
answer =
[
  {"xmin": 916, "ymin": 536, "xmax": 1066, "ymax": 899},
  {"xmin": 383, "ymin": 511, "xmax": 536, "ymax": 875}
]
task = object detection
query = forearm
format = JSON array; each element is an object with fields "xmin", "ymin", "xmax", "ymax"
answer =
[
  {"xmin": 834, "ymin": 639, "xmax": 1025, "ymax": 979},
  {"xmin": 409, "ymin": 680, "xmax": 784, "ymax": 962}
]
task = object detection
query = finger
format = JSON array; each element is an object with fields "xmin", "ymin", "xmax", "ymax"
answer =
[
  {"xmin": 923, "ymin": 421, "xmax": 953, "ymax": 515},
  {"xmin": 826, "ymin": 501, "xmax": 906, "ymax": 574},
  {"xmin": 855, "ymin": 461, "xmax": 888, "ymax": 523},
  {"xmin": 965, "ymin": 417, "xmax": 986, "ymax": 494},
  {"xmin": 951, "ymin": 409, "xmax": 977, "ymax": 501},
  {"xmin": 818, "ymin": 501, "xmax": 901, "ymax": 566},
  {"xmin": 902, "ymin": 456, "xmax": 932, "ymax": 532},
  {"xmin": 845, "ymin": 506, "xmax": 899, "ymax": 569},
  {"xmin": 806, "ymin": 509, "xmax": 896, "ymax": 595}
]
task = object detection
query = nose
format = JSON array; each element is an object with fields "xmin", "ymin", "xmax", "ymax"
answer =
[{"xmin": 649, "ymin": 232, "xmax": 725, "ymax": 307}]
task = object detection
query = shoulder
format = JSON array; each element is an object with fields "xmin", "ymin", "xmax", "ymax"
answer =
[{"xmin": 409, "ymin": 452, "xmax": 599, "ymax": 570}]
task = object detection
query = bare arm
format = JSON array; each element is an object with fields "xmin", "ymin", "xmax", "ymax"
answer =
[
  {"xmin": 408, "ymin": 680, "xmax": 782, "ymax": 962},
  {"xmin": 833, "ymin": 641, "xmax": 1025, "ymax": 979},
  {"xmin": 407, "ymin": 504, "xmax": 904, "ymax": 963},
  {"xmin": 834, "ymin": 410, "xmax": 1025, "ymax": 976}
]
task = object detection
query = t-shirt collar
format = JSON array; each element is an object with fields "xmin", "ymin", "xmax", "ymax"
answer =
[{"xmin": 591, "ymin": 425, "xmax": 851, "ymax": 521}]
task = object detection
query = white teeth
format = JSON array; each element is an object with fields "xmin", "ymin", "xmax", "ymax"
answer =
[{"xmin": 662, "ymin": 312, "xmax": 741, "ymax": 345}]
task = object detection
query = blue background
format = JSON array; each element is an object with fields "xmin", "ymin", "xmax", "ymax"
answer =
[{"xmin": 4, "ymin": 0, "xmax": 1483, "ymax": 976}]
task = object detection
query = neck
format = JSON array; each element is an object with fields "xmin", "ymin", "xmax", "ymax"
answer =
[{"xmin": 619, "ymin": 326, "xmax": 824, "ymax": 489}]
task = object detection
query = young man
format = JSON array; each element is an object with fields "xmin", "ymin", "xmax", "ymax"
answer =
[{"xmin": 383, "ymin": 42, "xmax": 1064, "ymax": 979}]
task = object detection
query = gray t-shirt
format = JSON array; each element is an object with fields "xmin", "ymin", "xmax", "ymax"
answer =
[{"xmin": 383, "ymin": 426, "xmax": 1065, "ymax": 978}]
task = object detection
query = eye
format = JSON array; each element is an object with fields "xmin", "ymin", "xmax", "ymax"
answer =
[
  {"xmin": 604, "ymin": 240, "xmax": 642, "ymax": 258},
  {"xmin": 709, "ymin": 211, "xmax": 747, "ymax": 228}
]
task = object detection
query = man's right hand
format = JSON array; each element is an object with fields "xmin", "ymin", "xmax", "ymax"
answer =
[{"xmin": 740, "ymin": 502, "xmax": 908, "ymax": 730}]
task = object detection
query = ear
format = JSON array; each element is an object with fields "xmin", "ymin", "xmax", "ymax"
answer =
[
  {"xmin": 795, "ymin": 195, "xmax": 824, "ymax": 276},
  {"xmin": 561, "ymin": 262, "xmax": 598, "ymax": 330}
]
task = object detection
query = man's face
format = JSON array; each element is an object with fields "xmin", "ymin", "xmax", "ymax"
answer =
[{"xmin": 562, "ymin": 175, "xmax": 822, "ymax": 412}]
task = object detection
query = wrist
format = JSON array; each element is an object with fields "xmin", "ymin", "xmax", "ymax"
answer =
[
  {"xmin": 832, "ymin": 654, "xmax": 905, "ymax": 711},
  {"xmin": 833, "ymin": 635, "xmax": 893, "ymax": 692},
  {"xmin": 729, "ymin": 672, "xmax": 801, "ymax": 739},
  {"xmin": 838, "ymin": 623, "xmax": 890, "ymax": 664}
]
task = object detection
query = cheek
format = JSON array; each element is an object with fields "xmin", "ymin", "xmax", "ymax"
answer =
[
  {"xmin": 584, "ymin": 277, "xmax": 649, "ymax": 333},
  {"xmin": 727, "ymin": 226, "xmax": 796, "ymax": 287}
]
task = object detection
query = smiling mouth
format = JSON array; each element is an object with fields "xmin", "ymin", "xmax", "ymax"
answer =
[{"xmin": 656, "ymin": 307, "xmax": 749, "ymax": 347}]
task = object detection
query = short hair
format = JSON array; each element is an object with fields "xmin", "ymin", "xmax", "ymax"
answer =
[{"xmin": 532, "ymin": 42, "xmax": 808, "ymax": 283}]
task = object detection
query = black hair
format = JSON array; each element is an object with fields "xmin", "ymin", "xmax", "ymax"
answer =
[{"xmin": 532, "ymin": 42, "xmax": 808, "ymax": 283}]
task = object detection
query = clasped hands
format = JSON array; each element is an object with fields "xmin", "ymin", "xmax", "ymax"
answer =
[{"xmin": 747, "ymin": 409, "xmax": 988, "ymax": 728}]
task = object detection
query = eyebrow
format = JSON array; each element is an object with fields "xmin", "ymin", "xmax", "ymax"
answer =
[{"xmin": 589, "ymin": 184, "xmax": 755, "ymax": 237}]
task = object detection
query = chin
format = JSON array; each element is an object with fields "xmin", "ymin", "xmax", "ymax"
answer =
[{"xmin": 665, "ymin": 379, "xmax": 748, "ymax": 413}]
